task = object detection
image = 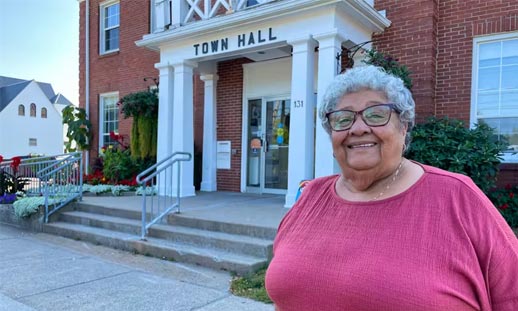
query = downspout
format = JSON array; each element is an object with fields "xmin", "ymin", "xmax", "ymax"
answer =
[{"xmin": 84, "ymin": 0, "xmax": 90, "ymax": 174}]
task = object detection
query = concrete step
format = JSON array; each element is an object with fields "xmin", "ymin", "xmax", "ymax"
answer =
[
  {"xmin": 73, "ymin": 201, "xmax": 277, "ymax": 239},
  {"xmin": 59, "ymin": 211, "xmax": 272, "ymax": 258},
  {"xmin": 71, "ymin": 202, "xmax": 142, "ymax": 220},
  {"xmin": 43, "ymin": 222, "xmax": 268, "ymax": 275},
  {"xmin": 167, "ymin": 214, "xmax": 278, "ymax": 240}
]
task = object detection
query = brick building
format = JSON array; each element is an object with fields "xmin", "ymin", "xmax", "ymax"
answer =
[{"xmin": 79, "ymin": 0, "xmax": 518, "ymax": 207}]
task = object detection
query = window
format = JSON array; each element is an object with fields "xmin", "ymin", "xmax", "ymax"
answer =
[
  {"xmin": 99, "ymin": 92, "xmax": 119, "ymax": 150},
  {"xmin": 29, "ymin": 138, "xmax": 37, "ymax": 146},
  {"xmin": 41, "ymin": 107, "xmax": 47, "ymax": 118},
  {"xmin": 471, "ymin": 33, "xmax": 518, "ymax": 162},
  {"xmin": 100, "ymin": 1, "xmax": 120, "ymax": 54},
  {"xmin": 30, "ymin": 103, "xmax": 36, "ymax": 117},
  {"xmin": 18, "ymin": 105, "xmax": 25, "ymax": 116}
]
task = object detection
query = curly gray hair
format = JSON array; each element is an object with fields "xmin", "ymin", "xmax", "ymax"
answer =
[{"xmin": 318, "ymin": 65, "xmax": 415, "ymax": 152}]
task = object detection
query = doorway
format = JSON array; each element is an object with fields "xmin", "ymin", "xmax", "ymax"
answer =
[{"xmin": 246, "ymin": 97, "xmax": 290, "ymax": 194}]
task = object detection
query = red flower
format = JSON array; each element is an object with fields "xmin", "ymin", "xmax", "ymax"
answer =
[
  {"xmin": 109, "ymin": 131, "xmax": 119, "ymax": 141},
  {"xmin": 10, "ymin": 156, "xmax": 21, "ymax": 173},
  {"xmin": 500, "ymin": 204, "xmax": 509, "ymax": 210},
  {"xmin": 510, "ymin": 192, "xmax": 515, "ymax": 199}
]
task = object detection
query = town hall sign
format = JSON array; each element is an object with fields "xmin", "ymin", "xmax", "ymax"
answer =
[{"xmin": 193, "ymin": 27, "xmax": 277, "ymax": 56}]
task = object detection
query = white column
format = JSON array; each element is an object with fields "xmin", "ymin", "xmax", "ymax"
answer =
[
  {"xmin": 172, "ymin": 60, "xmax": 197, "ymax": 197},
  {"xmin": 155, "ymin": 62, "xmax": 174, "ymax": 196},
  {"xmin": 200, "ymin": 73, "xmax": 218, "ymax": 192},
  {"xmin": 314, "ymin": 30, "xmax": 344, "ymax": 177},
  {"xmin": 285, "ymin": 36, "xmax": 317, "ymax": 207}
]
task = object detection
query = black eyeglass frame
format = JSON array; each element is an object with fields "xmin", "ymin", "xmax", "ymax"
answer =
[{"xmin": 325, "ymin": 103, "xmax": 401, "ymax": 132}]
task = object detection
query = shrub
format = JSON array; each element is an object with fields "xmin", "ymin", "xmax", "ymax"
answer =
[
  {"xmin": 62, "ymin": 106, "xmax": 92, "ymax": 152},
  {"xmin": 13, "ymin": 197, "xmax": 43, "ymax": 218},
  {"xmin": 488, "ymin": 184, "xmax": 518, "ymax": 228},
  {"xmin": 362, "ymin": 49, "xmax": 413, "ymax": 90},
  {"xmin": 0, "ymin": 156, "xmax": 28, "ymax": 196},
  {"xmin": 407, "ymin": 117, "xmax": 506, "ymax": 194},
  {"xmin": 119, "ymin": 89, "xmax": 158, "ymax": 160},
  {"xmin": 102, "ymin": 147, "xmax": 136, "ymax": 183}
]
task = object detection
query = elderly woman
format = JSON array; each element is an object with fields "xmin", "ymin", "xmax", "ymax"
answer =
[{"xmin": 265, "ymin": 65, "xmax": 518, "ymax": 311}]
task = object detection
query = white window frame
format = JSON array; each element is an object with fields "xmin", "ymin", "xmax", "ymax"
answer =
[
  {"xmin": 470, "ymin": 32, "xmax": 518, "ymax": 163},
  {"xmin": 99, "ymin": 92, "xmax": 119, "ymax": 151},
  {"xmin": 99, "ymin": 0, "xmax": 120, "ymax": 55}
]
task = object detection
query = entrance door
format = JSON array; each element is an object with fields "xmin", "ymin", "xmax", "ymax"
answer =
[{"xmin": 246, "ymin": 98, "xmax": 290, "ymax": 194}]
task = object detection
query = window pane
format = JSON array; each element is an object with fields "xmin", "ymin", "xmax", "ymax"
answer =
[
  {"xmin": 501, "ymin": 90, "xmax": 518, "ymax": 115},
  {"xmin": 477, "ymin": 91, "xmax": 499, "ymax": 117},
  {"xmin": 479, "ymin": 42, "xmax": 500, "ymax": 67},
  {"xmin": 480, "ymin": 118, "xmax": 518, "ymax": 153},
  {"xmin": 502, "ymin": 39, "xmax": 518, "ymax": 65},
  {"xmin": 478, "ymin": 67, "xmax": 500, "ymax": 90},
  {"xmin": 104, "ymin": 4, "xmax": 119, "ymax": 28},
  {"xmin": 100, "ymin": 95, "xmax": 119, "ymax": 149},
  {"xmin": 106, "ymin": 28, "xmax": 119, "ymax": 51},
  {"xmin": 502, "ymin": 65, "xmax": 518, "ymax": 89}
]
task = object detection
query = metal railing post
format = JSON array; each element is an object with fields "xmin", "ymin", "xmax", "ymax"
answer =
[{"xmin": 136, "ymin": 151, "xmax": 191, "ymax": 239}]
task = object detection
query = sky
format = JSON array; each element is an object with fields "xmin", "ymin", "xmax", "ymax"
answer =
[{"xmin": 0, "ymin": 0, "xmax": 79, "ymax": 104}]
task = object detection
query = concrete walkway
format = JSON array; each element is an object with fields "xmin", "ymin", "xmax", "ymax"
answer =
[
  {"xmin": 0, "ymin": 224, "xmax": 274, "ymax": 311},
  {"xmin": 80, "ymin": 191, "xmax": 289, "ymax": 228}
]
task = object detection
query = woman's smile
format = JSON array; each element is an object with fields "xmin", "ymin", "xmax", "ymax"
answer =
[{"xmin": 346, "ymin": 141, "xmax": 378, "ymax": 149}]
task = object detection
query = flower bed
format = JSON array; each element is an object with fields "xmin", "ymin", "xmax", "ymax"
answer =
[
  {"xmin": 0, "ymin": 203, "xmax": 44, "ymax": 231},
  {"xmin": 0, "ymin": 193, "xmax": 16, "ymax": 204}
]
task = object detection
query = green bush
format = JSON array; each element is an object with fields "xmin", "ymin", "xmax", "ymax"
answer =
[
  {"xmin": 119, "ymin": 89, "xmax": 158, "ymax": 160},
  {"xmin": 102, "ymin": 147, "xmax": 136, "ymax": 183},
  {"xmin": 362, "ymin": 49, "xmax": 413, "ymax": 90},
  {"xmin": 488, "ymin": 185, "xmax": 518, "ymax": 228},
  {"xmin": 407, "ymin": 117, "xmax": 506, "ymax": 194}
]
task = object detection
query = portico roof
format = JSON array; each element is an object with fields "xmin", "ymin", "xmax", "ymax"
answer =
[{"xmin": 137, "ymin": 0, "xmax": 390, "ymax": 55}]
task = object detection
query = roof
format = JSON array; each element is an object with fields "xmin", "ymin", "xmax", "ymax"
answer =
[
  {"xmin": 0, "ymin": 80, "xmax": 31, "ymax": 113},
  {"xmin": 0, "ymin": 75, "xmax": 72, "ymax": 113},
  {"xmin": 51, "ymin": 93, "xmax": 74, "ymax": 109}
]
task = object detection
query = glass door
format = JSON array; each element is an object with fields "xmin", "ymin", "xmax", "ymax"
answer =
[{"xmin": 246, "ymin": 98, "xmax": 290, "ymax": 193}]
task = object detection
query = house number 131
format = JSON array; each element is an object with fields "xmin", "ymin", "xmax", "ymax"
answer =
[{"xmin": 294, "ymin": 100, "xmax": 304, "ymax": 108}]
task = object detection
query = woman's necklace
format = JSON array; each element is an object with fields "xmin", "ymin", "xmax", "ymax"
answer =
[
  {"xmin": 340, "ymin": 159, "xmax": 406, "ymax": 201},
  {"xmin": 369, "ymin": 159, "xmax": 405, "ymax": 201}
]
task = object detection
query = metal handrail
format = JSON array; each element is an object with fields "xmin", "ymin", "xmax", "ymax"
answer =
[
  {"xmin": 136, "ymin": 151, "xmax": 192, "ymax": 239},
  {"xmin": 37, "ymin": 153, "xmax": 78, "ymax": 177},
  {"xmin": 37, "ymin": 153, "xmax": 83, "ymax": 223}
]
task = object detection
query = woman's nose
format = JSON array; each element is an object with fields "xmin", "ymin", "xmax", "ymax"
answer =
[{"xmin": 348, "ymin": 115, "xmax": 371, "ymax": 135}]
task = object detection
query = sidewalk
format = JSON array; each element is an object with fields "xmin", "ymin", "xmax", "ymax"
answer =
[{"xmin": 0, "ymin": 224, "xmax": 274, "ymax": 311}]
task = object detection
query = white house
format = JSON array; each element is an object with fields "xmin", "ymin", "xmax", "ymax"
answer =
[{"xmin": 0, "ymin": 76, "xmax": 72, "ymax": 158}]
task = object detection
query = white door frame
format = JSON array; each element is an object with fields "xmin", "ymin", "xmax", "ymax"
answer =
[{"xmin": 242, "ymin": 95, "xmax": 290, "ymax": 194}]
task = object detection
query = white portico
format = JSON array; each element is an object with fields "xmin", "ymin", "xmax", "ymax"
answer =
[{"xmin": 137, "ymin": 0, "xmax": 390, "ymax": 207}]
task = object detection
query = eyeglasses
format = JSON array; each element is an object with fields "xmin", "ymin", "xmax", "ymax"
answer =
[{"xmin": 326, "ymin": 104, "xmax": 400, "ymax": 131}]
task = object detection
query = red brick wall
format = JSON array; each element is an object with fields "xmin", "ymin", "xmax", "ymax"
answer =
[
  {"xmin": 79, "ymin": 0, "xmax": 518, "ymax": 188},
  {"xmin": 374, "ymin": 0, "xmax": 518, "ymax": 186},
  {"xmin": 79, "ymin": 0, "xmax": 159, "ymax": 162},
  {"xmin": 435, "ymin": 1, "xmax": 518, "ymax": 186},
  {"xmin": 373, "ymin": 0, "xmax": 438, "ymax": 123},
  {"xmin": 436, "ymin": 0, "xmax": 518, "ymax": 121},
  {"xmin": 216, "ymin": 58, "xmax": 253, "ymax": 191}
]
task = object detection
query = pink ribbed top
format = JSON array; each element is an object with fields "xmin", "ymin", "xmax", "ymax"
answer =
[{"xmin": 265, "ymin": 164, "xmax": 518, "ymax": 311}]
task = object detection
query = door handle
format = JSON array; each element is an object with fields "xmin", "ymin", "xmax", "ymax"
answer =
[{"xmin": 261, "ymin": 134, "xmax": 268, "ymax": 153}]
